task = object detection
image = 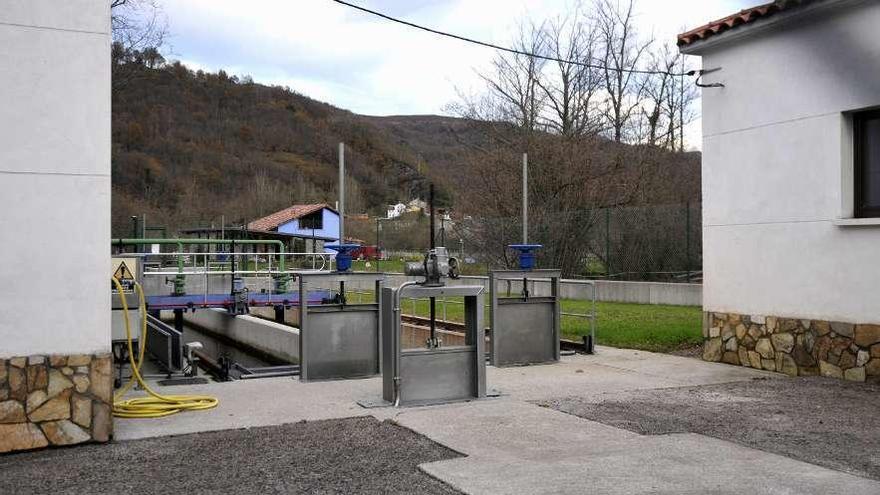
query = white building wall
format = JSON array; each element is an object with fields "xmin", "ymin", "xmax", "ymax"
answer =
[
  {"xmin": 0, "ymin": 2, "xmax": 111, "ymax": 356},
  {"xmin": 692, "ymin": 1, "xmax": 880, "ymax": 323}
]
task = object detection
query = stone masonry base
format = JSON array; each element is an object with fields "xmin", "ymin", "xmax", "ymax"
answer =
[
  {"xmin": 0, "ymin": 353, "xmax": 113, "ymax": 454},
  {"xmin": 703, "ymin": 312, "xmax": 880, "ymax": 382}
]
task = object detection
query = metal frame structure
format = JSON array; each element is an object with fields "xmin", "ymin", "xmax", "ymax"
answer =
[
  {"xmin": 489, "ymin": 269, "xmax": 561, "ymax": 367},
  {"xmin": 297, "ymin": 271, "xmax": 384, "ymax": 381},
  {"xmin": 380, "ymin": 284, "xmax": 486, "ymax": 407}
]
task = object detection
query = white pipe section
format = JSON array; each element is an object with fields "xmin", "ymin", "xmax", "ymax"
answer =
[{"xmin": 339, "ymin": 142, "xmax": 345, "ymax": 244}]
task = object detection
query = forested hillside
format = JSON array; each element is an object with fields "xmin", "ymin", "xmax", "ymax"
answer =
[
  {"xmin": 111, "ymin": 59, "xmax": 700, "ymax": 238},
  {"xmin": 111, "ymin": 60, "xmax": 443, "ymax": 235}
]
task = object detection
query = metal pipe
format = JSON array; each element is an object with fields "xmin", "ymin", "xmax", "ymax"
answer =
[
  {"xmin": 338, "ymin": 142, "xmax": 345, "ymax": 244},
  {"xmin": 392, "ymin": 281, "xmax": 419, "ymax": 407},
  {"xmin": 238, "ymin": 370, "xmax": 300, "ymax": 379},
  {"xmin": 522, "ymin": 152, "xmax": 528, "ymax": 244}
]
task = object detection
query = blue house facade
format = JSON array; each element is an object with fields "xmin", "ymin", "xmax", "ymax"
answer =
[
  {"xmin": 276, "ymin": 208, "xmax": 340, "ymax": 255},
  {"xmin": 248, "ymin": 204, "xmax": 340, "ymax": 255}
]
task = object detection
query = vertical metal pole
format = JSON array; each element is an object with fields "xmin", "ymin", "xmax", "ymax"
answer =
[
  {"xmin": 130, "ymin": 216, "xmax": 138, "ymax": 254},
  {"xmin": 338, "ymin": 142, "xmax": 345, "ymax": 244},
  {"xmin": 429, "ymin": 184, "xmax": 435, "ymax": 249},
  {"xmin": 685, "ymin": 201, "xmax": 692, "ymax": 282},
  {"xmin": 605, "ymin": 208, "xmax": 611, "ymax": 277},
  {"xmin": 376, "ymin": 218, "xmax": 380, "ymax": 272},
  {"xmin": 230, "ymin": 238, "xmax": 235, "ymax": 295},
  {"xmin": 429, "ymin": 184, "xmax": 436, "ymax": 347},
  {"xmin": 522, "ymin": 153, "xmax": 528, "ymax": 244}
]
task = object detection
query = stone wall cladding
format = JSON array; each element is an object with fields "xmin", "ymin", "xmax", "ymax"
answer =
[
  {"xmin": 0, "ymin": 353, "xmax": 113, "ymax": 454},
  {"xmin": 703, "ymin": 312, "xmax": 880, "ymax": 382}
]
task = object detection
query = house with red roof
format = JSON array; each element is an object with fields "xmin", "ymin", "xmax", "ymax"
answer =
[
  {"xmin": 248, "ymin": 203, "xmax": 341, "ymax": 255},
  {"xmin": 679, "ymin": 0, "xmax": 880, "ymax": 380}
]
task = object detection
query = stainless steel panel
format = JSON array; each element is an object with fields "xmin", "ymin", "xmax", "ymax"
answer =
[
  {"xmin": 489, "ymin": 270, "xmax": 561, "ymax": 367},
  {"xmin": 494, "ymin": 302, "xmax": 556, "ymax": 366},
  {"xmin": 399, "ymin": 347, "xmax": 476, "ymax": 405},
  {"xmin": 301, "ymin": 310, "xmax": 379, "ymax": 380},
  {"xmin": 299, "ymin": 274, "xmax": 383, "ymax": 382},
  {"xmin": 381, "ymin": 287, "xmax": 396, "ymax": 402}
]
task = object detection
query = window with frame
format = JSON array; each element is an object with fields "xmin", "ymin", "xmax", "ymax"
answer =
[
  {"xmin": 855, "ymin": 109, "xmax": 880, "ymax": 218},
  {"xmin": 300, "ymin": 210, "xmax": 323, "ymax": 230}
]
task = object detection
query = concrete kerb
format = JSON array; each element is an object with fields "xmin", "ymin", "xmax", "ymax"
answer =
[{"xmin": 382, "ymin": 274, "xmax": 701, "ymax": 306}]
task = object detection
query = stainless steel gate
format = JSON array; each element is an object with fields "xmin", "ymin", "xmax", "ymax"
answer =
[
  {"xmin": 380, "ymin": 284, "xmax": 486, "ymax": 406},
  {"xmin": 489, "ymin": 269, "xmax": 561, "ymax": 367},
  {"xmin": 298, "ymin": 272, "xmax": 384, "ymax": 381}
]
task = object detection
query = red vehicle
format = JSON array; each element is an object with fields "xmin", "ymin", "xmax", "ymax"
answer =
[{"xmin": 351, "ymin": 245, "xmax": 381, "ymax": 260}]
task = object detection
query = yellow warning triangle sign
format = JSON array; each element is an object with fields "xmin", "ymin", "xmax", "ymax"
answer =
[{"xmin": 113, "ymin": 261, "xmax": 134, "ymax": 281}]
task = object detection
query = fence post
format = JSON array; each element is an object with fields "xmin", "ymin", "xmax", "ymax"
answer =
[
  {"xmin": 685, "ymin": 201, "xmax": 692, "ymax": 282},
  {"xmin": 604, "ymin": 208, "xmax": 611, "ymax": 278}
]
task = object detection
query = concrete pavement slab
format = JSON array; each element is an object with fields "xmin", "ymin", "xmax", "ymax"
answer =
[{"xmin": 400, "ymin": 400, "xmax": 879, "ymax": 494}]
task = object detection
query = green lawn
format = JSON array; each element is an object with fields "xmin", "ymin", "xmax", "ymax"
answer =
[
  {"xmin": 351, "ymin": 259, "xmax": 407, "ymax": 273},
  {"xmin": 562, "ymin": 300, "xmax": 702, "ymax": 352},
  {"xmin": 385, "ymin": 293, "xmax": 701, "ymax": 353}
]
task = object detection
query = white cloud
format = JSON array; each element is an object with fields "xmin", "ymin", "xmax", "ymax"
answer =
[{"xmin": 160, "ymin": 0, "xmax": 761, "ymax": 148}]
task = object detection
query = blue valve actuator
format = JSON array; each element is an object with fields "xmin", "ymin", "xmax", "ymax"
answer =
[
  {"xmin": 325, "ymin": 243, "xmax": 360, "ymax": 272},
  {"xmin": 508, "ymin": 244, "xmax": 542, "ymax": 270}
]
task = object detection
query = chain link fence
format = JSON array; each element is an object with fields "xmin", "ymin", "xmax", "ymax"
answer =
[
  {"xmin": 445, "ymin": 203, "xmax": 702, "ymax": 282},
  {"xmin": 585, "ymin": 203, "xmax": 702, "ymax": 282}
]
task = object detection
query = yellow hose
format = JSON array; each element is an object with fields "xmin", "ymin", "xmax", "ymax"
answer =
[{"xmin": 112, "ymin": 277, "xmax": 219, "ymax": 418}]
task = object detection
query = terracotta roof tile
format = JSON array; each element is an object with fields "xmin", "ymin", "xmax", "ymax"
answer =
[
  {"xmin": 678, "ymin": 0, "xmax": 814, "ymax": 47},
  {"xmin": 248, "ymin": 203, "xmax": 333, "ymax": 232}
]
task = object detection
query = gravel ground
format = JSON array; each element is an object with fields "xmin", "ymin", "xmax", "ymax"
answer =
[
  {"xmin": 544, "ymin": 376, "xmax": 880, "ymax": 480},
  {"xmin": 666, "ymin": 343, "xmax": 703, "ymax": 358},
  {"xmin": 0, "ymin": 417, "xmax": 462, "ymax": 494}
]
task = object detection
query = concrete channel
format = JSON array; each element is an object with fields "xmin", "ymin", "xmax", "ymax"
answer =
[{"xmin": 181, "ymin": 309, "xmax": 300, "ymax": 364}]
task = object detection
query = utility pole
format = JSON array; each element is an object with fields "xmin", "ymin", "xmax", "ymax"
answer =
[{"xmin": 522, "ymin": 153, "xmax": 528, "ymax": 244}]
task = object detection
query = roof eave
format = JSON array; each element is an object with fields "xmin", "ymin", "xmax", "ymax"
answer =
[{"xmin": 680, "ymin": 0, "xmax": 860, "ymax": 55}]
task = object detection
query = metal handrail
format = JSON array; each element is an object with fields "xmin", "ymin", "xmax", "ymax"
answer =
[{"xmin": 139, "ymin": 251, "xmax": 333, "ymax": 276}]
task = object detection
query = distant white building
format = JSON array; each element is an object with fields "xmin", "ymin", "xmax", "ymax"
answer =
[
  {"xmin": 679, "ymin": 0, "xmax": 880, "ymax": 381},
  {"xmin": 387, "ymin": 198, "xmax": 428, "ymax": 219},
  {"xmin": 406, "ymin": 198, "xmax": 427, "ymax": 212},
  {"xmin": 386, "ymin": 202, "xmax": 406, "ymax": 219}
]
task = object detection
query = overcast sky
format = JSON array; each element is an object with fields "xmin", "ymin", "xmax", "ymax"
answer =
[{"xmin": 159, "ymin": 0, "xmax": 758, "ymax": 148}]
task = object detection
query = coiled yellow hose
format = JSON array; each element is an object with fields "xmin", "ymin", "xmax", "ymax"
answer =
[{"xmin": 112, "ymin": 277, "xmax": 219, "ymax": 418}]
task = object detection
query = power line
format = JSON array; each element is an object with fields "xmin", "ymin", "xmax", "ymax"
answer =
[{"xmin": 329, "ymin": 0, "xmax": 696, "ymax": 77}]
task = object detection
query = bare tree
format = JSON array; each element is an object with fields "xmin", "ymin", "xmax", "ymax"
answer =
[
  {"xmin": 594, "ymin": 0, "xmax": 653, "ymax": 143},
  {"xmin": 112, "ymin": 0, "xmax": 168, "ymax": 52},
  {"xmin": 477, "ymin": 19, "xmax": 549, "ymax": 132},
  {"xmin": 641, "ymin": 44, "xmax": 679, "ymax": 147},
  {"xmin": 666, "ymin": 54, "xmax": 699, "ymax": 151},
  {"xmin": 536, "ymin": 9, "xmax": 604, "ymax": 137},
  {"xmin": 111, "ymin": 0, "xmax": 169, "ymax": 88}
]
